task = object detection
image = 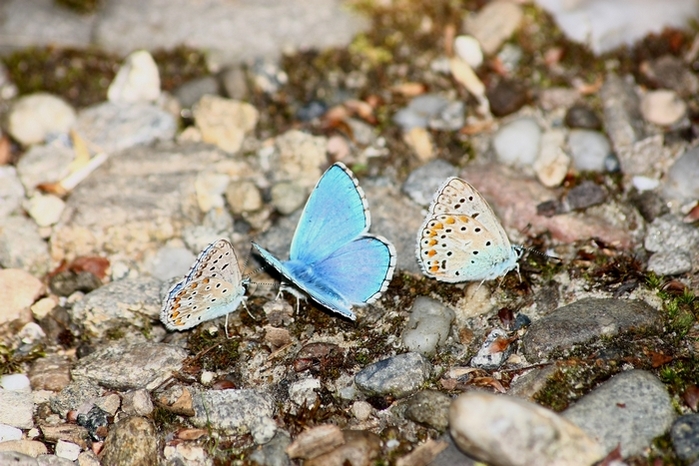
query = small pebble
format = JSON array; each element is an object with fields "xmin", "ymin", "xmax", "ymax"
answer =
[
  {"xmin": 107, "ymin": 50, "xmax": 161, "ymax": 104},
  {"xmin": 402, "ymin": 297, "xmax": 455, "ymax": 356},
  {"xmin": 404, "ymin": 390, "xmax": 451, "ymax": 432},
  {"xmin": 470, "ymin": 329, "xmax": 513, "ymax": 369},
  {"xmin": 271, "ymin": 181, "xmax": 307, "ymax": 215},
  {"xmin": 55, "ymin": 440, "xmax": 81, "ymax": 461},
  {"xmin": 0, "ymin": 424, "xmax": 22, "ymax": 442},
  {"xmin": 493, "ymin": 118, "xmax": 541, "ymax": 166},
  {"xmin": 403, "ymin": 127, "xmax": 435, "ymax": 162},
  {"xmin": 286, "ymin": 424, "xmax": 344, "ymax": 460},
  {"xmin": 671, "ymin": 414, "xmax": 699, "ymax": 463},
  {"xmin": 173, "ymin": 76, "xmax": 219, "ymax": 109},
  {"xmin": 647, "ymin": 250, "xmax": 692, "ymax": 276},
  {"xmin": 640, "ymin": 89, "xmax": 686, "ymax": 126},
  {"xmin": 0, "ymin": 440, "xmax": 48, "ymax": 457},
  {"xmin": 289, "ymin": 378, "xmax": 321, "ymax": 407},
  {"xmin": 0, "ymin": 166, "xmax": 25, "ymax": 219},
  {"xmin": 226, "ymin": 179, "xmax": 263, "ymax": 214},
  {"xmin": 23, "ymin": 194, "xmax": 66, "ymax": 227},
  {"xmin": 0, "ymin": 373, "xmax": 31, "ymax": 391},
  {"xmin": 195, "ymin": 171, "xmax": 230, "ymax": 213},
  {"xmin": 402, "ymin": 159, "xmax": 458, "ymax": 206},
  {"xmin": 663, "ymin": 146, "xmax": 699, "ymax": 203},
  {"xmin": 393, "ymin": 94, "xmax": 449, "ymax": 130},
  {"xmin": 351, "ymin": 401, "xmax": 372, "ymax": 422},
  {"xmin": 533, "ymin": 129, "xmax": 569, "ymax": 187},
  {"xmin": 8, "ymin": 93, "xmax": 76, "ymax": 146},
  {"xmin": 487, "ymin": 79, "xmax": 528, "ymax": 117},
  {"xmin": 454, "ymin": 35, "xmax": 483, "ymax": 68},
  {"xmin": 567, "ymin": 129, "xmax": 612, "ymax": 172},
  {"xmin": 122, "ymin": 390, "xmax": 154, "ymax": 418},
  {"xmin": 564, "ymin": 104, "xmax": 602, "ymax": 130},
  {"xmin": 193, "ymin": 95, "xmax": 259, "ymax": 154},
  {"xmin": 354, "ymin": 352, "xmax": 431, "ymax": 398},
  {"xmin": 463, "ymin": 0, "xmax": 524, "ymax": 55}
]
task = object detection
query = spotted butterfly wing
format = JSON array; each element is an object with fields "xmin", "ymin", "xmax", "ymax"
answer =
[
  {"xmin": 161, "ymin": 239, "xmax": 248, "ymax": 331},
  {"xmin": 416, "ymin": 177, "xmax": 520, "ymax": 283}
]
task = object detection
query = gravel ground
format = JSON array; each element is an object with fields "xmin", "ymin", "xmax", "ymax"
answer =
[{"xmin": 1, "ymin": 1, "xmax": 699, "ymax": 465}]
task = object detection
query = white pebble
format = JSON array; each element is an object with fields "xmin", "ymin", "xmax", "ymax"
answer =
[
  {"xmin": 632, "ymin": 176, "xmax": 660, "ymax": 192},
  {"xmin": 493, "ymin": 118, "xmax": 541, "ymax": 166},
  {"xmin": 0, "ymin": 423, "xmax": 22, "ymax": 441},
  {"xmin": 534, "ymin": 129, "xmax": 570, "ymax": 187},
  {"xmin": 55, "ymin": 439, "xmax": 82, "ymax": 461},
  {"xmin": 351, "ymin": 401, "xmax": 372, "ymax": 421},
  {"xmin": 641, "ymin": 89, "xmax": 686, "ymax": 126},
  {"xmin": 108, "ymin": 50, "xmax": 161, "ymax": 103},
  {"xmin": 0, "ymin": 373, "xmax": 30, "ymax": 391},
  {"xmin": 454, "ymin": 35, "xmax": 483, "ymax": 68},
  {"xmin": 24, "ymin": 193, "xmax": 66, "ymax": 227},
  {"xmin": 568, "ymin": 129, "xmax": 611, "ymax": 172}
]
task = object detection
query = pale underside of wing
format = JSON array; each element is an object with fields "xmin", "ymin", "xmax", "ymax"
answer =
[{"xmin": 417, "ymin": 213, "xmax": 518, "ymax": 283}]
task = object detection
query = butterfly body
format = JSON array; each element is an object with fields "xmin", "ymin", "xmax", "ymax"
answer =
[
  {"xmin": 161, "ymin": 239, "xmax": 248, "ymax": 331},
  {"xmin": 417, "ymin": 177, "xmax": 521, "ymax": 283},
  {"xmin": 253, "ymin": 162, "xmax": 396, "ymax": 320}
]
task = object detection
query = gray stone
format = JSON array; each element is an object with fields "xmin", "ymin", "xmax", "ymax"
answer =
[
  {"xmin": 0, "ymin": 0, "xmax": 94, "ymax": 53},
  {"xmin": 8, "ymin": 93, "xmax": 76, "ymax": 146},
  {"xmin": 93, "ymin": 0, "xmax": 368, "ymax": 66},
  {"xmin": 522, "ymin": 298, "xmax": 661, "ymax": 361},
  {"xmin": 0, "ymin": 451, "xmax": 40, "ymax": 464},
  {"xmin": 364, "ymin": 177, "xmax": 424, "ymax": 275},
  {"xmin": 567, "ymin": 129, "xmax": 612, "ymax": 172},
  {"xmin": 71, "ymin": 341, "xmax": 187, "ymax": 391},
  {"xmin": 49, "ymin": 379, "xmax": 104, "ymax": 418},
  {"xmin": 248, "ymin": 430, "xmax": 291, "ymax": 466},
  {"xmin": 100, "ymin": 417, "xmax": 158, "ymax": 466},
  {"xmin": 563, "ymin": 370, "xmax": 675, "ymax": 457},
  {"xmin": 354, "ymin": 352, "xmax": 431, "ymax": 398},
  {"xmin": 73, "ymin": 102, "xmax": 176, "ymax": 154},
  {"xmin": 664, "ymin": 146, "xmax": 699, "ymax": 203},
  {"xmin": 37, "ymin": 454, "xmax": 75, "ymax": 465},
  {"xmin": 147, "ymin": 246, "xmax": 196, "ymax": 282},
  {"xmin": 271, "ymin": 181, "xmax": 307, "ymax": 215},
  {"xmin": 428, "ymin": 434, "xmax": 478, "ymax": 466},
  {"xmin": 493, "ymin": 118, "xmax": 541, "ymax": 167},
  {"xmin": 121, "ymin": 389, "xmax": 154, "ymax": 417},
  {"xmin": 50, "ymin": 143, "xmax": 226, "ymax": 265},
  {"xmin": 402, "ymin": 297, "xmax": 455, "ymax": 356},
  {"xmin": 191, "ymin": 389, "xmax": 276, "ymax": 444},
  {"xmin": 15, "ymin": 141, "xmax": 74, "ymax": 195},
  {"xmin": 647, "ymin": 250, "xmax": 692, "ymax": 276},
  {"xmin": 645, "ymin": 214, "xmax": 699, "ymax": 273},
  {"xmin": 600, "ymin": 73, "xmax": 644, "ymax": 166},
  {"xmin": 404, "ymin": 390, "xmax": 451, "ymax": 432},
  {"xmin": 70, "ymin": 277, "xmax": 161, "ymax": 339},
  {"xmin": 221, "ymin": 66, "xmax": 249, "ymax": 101},
  {"xmin": 174, "ymin": 76, "xmax": 220, "ymax": 109},
  {"xmin": 671, "ymin": 414, "xmax": 699, "ymax": 463},
  {"xmin": 0, "ymin": 389, "xmax": 34, "ymax": 429},
  {"xmin": 402, "ymin": 159, "xmax": 458, "ymax": 206},
  {"xmin": 0, "ymin": 166, "xmax": 25, "ymax": 219},
  {"xmin": 393, "ymin": 94, "xmax": 450, "ymax": 130},
  {"xmin": 450, "ymin": 392, "xmax": 604, "ymax": 466},
  {"xmin": 0, "ymin": 216, "xmax": 50, "ymax": 275}
]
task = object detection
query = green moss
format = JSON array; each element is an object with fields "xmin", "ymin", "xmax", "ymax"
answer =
[
  {"xmin": 54, "ymin": 0, "xmax": 100, "ymax": 14},
  {"xmin": 2, "ymin": 47, "xmax": 118, "ymax": 107},
  {"xmin": 186, "ymin": 330, "xmax": 240, "ymax": 372},
  {"xmin": 0, "ymin": 344, "xmax": 45, "ymax": 375}
]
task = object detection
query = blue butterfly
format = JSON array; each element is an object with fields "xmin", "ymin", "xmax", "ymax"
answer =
[{"xmin": 253, "ymin": 162, "xmax": 396, "ymax": 320}]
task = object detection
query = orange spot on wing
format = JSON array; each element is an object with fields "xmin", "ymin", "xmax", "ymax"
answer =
[
  {"xmin": 445, "ymin": 216, "xmax": 456, "ymax": 224},
  {"xmin": 427, "ymin": 250, "xmax": 437, "ymax": 257}
]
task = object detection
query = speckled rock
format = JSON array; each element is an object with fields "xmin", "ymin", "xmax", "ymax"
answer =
[
  {"xmin": 522, "ymin": 298, "xmax": 661, "ymax": 361},
  {"xmin": 355, "ymin": 352, "xmax": 431, "ymax": 398},
  {"xmin": 450, "ymin": 392, "xmax": 604, "ymax": 466},
  {"xmin": 563, "ymin": 370, "xmax": 675, "ymax": 457}
]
